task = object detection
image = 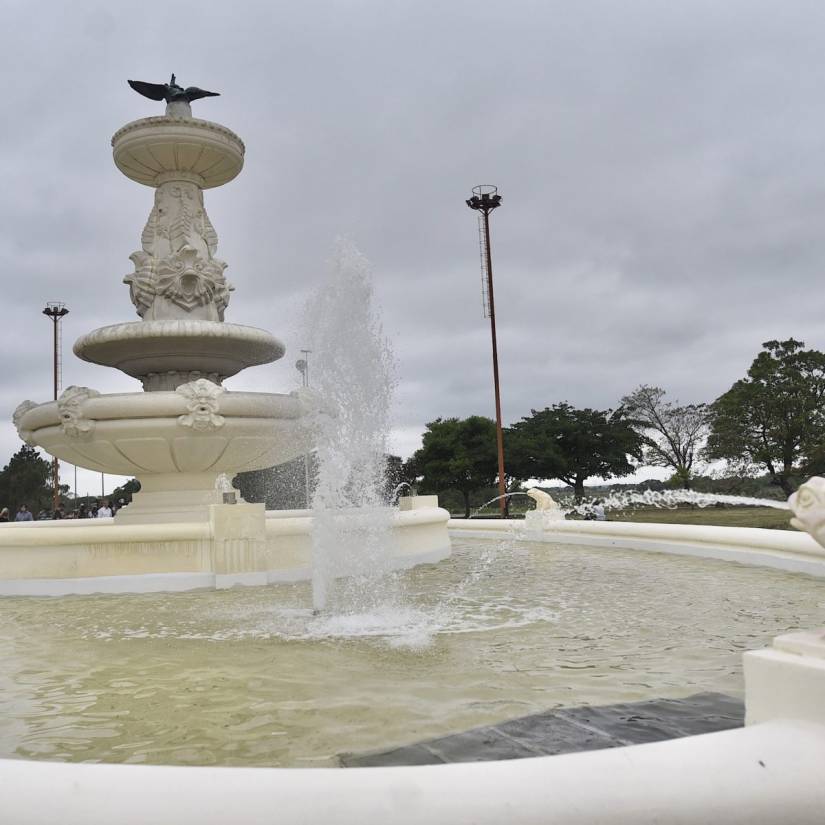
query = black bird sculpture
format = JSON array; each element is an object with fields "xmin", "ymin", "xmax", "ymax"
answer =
[{"xmin": 127, "ymin": 74, "xmax": 219, "ymax": 104}]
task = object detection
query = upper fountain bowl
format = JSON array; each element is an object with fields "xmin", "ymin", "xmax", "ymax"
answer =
[{"xmin": 112, "ymin": 116, "xmax": 245, "ymax": 189}]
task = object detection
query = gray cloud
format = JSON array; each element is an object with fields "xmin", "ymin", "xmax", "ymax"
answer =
[{"xmin": 2, "ymin": 0, "xmax": 825, "ymax": 494}]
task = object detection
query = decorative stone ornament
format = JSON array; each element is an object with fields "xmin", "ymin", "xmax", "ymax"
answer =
[
  {"xmin": 788, "ymin": 476, "xmax": 825, "ymax": 549},
  {"xmin": 176, "ymin": 379, "xmax": 225, "ymax": 431},
  {"xmin": 124, "ymin": 180, "xmax": 233, "ymax": 322},
  {"xmin": 12, "ymin": 400, "xmax": 38, "ymax": 445},
  {"xmin": 56, "ymin": 386, "xmax": 101, "ymax": 438}
]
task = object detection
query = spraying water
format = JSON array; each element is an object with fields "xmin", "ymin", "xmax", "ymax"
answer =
[
  {"xmin": 302, "ymin": 240, "xmax": 398, "ymax": 612},
  {"xmin": 566, "ymin": 488, "xmax": 790, "ymax": 516},
  {"xmin": 470, "ymin": 488, "xmax": 790, "ymax": 519}
]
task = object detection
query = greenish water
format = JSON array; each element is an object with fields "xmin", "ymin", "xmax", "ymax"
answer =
[{"xmin": 1, "ymin": 539, "xmax": 823, "ymax": 767}]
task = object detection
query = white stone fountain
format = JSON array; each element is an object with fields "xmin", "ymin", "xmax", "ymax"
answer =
[{"xmin": 4, "ymin": 82, "xmax": 449, "ymax": 594}]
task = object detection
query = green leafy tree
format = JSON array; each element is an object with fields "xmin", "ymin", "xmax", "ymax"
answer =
[
  {"xmin": 706, "ymin": 339, "xmax": 825, "ymax": 495},
  {"xmin": 0, "ymin": 444, "xmax": 54, "ymax": 514},
  {"xmin": 506, "ymin": 404, "xmax": 643, "ymax": 501},
  {"xmin": 411, "ymin": 417, "xmax": 498, "ymax": 517},
  {"xmin": 621, "ymin": 385, "xmax": 709, "ymax": 489}
]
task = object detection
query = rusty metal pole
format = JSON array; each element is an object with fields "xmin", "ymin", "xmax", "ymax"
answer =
[
  {"xmin": 482, "ymin": 209, "xmax": 507, "ymax": 516},
  {"xmin": 51, "ymin": 316, "xmax": 58, "ymax": 510},
  {"xmin": 467, "ymin": 187, "xmax": 507, "ymax": 517}
]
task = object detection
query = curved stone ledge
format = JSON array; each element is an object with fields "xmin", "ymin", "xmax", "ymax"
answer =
[
  {"xmin": 449, "ymin": 518, "xmax": 825, "ymax": 576},
  {"xmin": 19, "ymin": 389, "xmax": 305, "ymax": 429},
  {"xmin": 74, "ymin": 320, "xmax": 284, "ymax": 385},
  {"xmin": 0, "ymin": 505, "xmax": 451, "ymax": 595},
  {"xmin": 1, "ymin": 720, "xmax": 824, "ymax": 824}
]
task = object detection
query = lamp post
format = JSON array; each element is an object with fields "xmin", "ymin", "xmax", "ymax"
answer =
[
  {"xmin": 296, "ymin": 350, "xmax": 312, "ymax": 509},
  {"xmin": 42, "ymin": 302, "xmax": 69, "ymax": 512},
  {"xmin": 466, "ymin": 186, "xmax": 507, "ymax": 517}
]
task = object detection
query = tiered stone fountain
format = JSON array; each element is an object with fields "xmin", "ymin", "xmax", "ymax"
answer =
[{"xmin": 5, "ymin": 79, "xmax": 449, "ymax": 595}]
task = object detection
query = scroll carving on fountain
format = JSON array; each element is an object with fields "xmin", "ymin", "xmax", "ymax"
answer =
[{"xmin": 12, "ymin": 76, "xmax": 316, "ymax": 524}]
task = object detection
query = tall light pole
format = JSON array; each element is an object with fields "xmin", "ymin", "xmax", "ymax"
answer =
[
  {"xmin": 466, "ymin": 185, "xmax": 507, "ymax": 517},
  {"xmin": 43, "ymin": 302, "xmax": 69, "ymax": 512},
  {"xmin": 296, "ymin": 350, "xmax": 312, "ymax": 509}
]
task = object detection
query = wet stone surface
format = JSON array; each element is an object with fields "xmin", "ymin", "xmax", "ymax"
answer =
[{"xmin": 339, "ymin": 692, "xmax": 744, "ymax": 767}]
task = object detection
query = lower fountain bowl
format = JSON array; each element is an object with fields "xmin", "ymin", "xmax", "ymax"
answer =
[{"xmin": 15, "ymin": 388, "xmax": 313, "ymax": 477}]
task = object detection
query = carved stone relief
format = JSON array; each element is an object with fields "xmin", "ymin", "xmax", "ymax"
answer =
[
  {"xmin": 176, "ymin": 379, "xmax": 226, "ymax": 431},
  {"xmin": 789, "ymin": 477, "xmax": 825, "ymax": 549},
  {"xmin": 124, "ymin": 181, "xmax": 234, "ymax": 322},
  {"xmin": 57, "ymin": 386, "xmax": 101, "ymax": 438},
  {"xmin": 12, "ymin": 400, "xmax": 38, "ymax": 444}
]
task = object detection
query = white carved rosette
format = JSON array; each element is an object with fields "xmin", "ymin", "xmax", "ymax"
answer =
[{"xmin": 176, "ymin": 379, "xmax": 225, "ymax": 431}]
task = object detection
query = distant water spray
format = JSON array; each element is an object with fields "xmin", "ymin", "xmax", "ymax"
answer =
[
  {"xmin": 571, "ymin": 489, "xmax": 790, "ymax": 515},
  {"xmin": 302, "ymin": 240, "xmax": 398, "ymax": 612},
  {"xmin": 471, "ymin": 489, "xmax": 790, "ymax": 519}
]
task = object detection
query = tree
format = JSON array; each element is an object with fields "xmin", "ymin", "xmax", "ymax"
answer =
[
  {"xmin": 506, "ymin": 404, "xmax": 643, "ymax": 501},
  {"xmin": 621, "ymin": 385, "xmax": 709, "ymax": 489},
  {"xmin": 0, "ymin": 444, "xmax": 54, "ymax": 514},
  {"xmin": 411, "ymin": 417, "xmax": 499, "ymax": 517},
  {"xmin": 706, "ymin": 339, "xmax": 825, "ymax": 495}
]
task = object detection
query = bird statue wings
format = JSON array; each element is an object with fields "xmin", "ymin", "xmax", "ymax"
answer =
[{"xmin": 127, "ymin": 74, "xmax": 220, "ymax": 104}]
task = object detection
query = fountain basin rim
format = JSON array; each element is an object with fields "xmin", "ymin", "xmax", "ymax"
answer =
[
  {"xmin": 16, "ymin": 389, "xmax": 317, "ymax": 476},
  {"xmin": 18, "ymin": 389, "xmax": 307, "ymax": 430},
  {"xmin": 450, "ymin": 518, "xmax": 825, "ymax": 577},
  {"xmin": 0, "ymin": 720, "xmax": 823, "ymax": 824},
  {"xmin": 112, "ymin": 116, "xmax": 245, "ymax": 150},
  {"xmin": 0, "ymin": 505, "xmax": 451, "ymax": 595},
  {"xmin": 73, "ymin": 321, "xmax": 284, "ymax": 381}
]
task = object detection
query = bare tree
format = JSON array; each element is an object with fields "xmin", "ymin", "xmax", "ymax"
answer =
[{"xmin": 621, "ymin": 385, "xmax": 709, "ymax": 489}]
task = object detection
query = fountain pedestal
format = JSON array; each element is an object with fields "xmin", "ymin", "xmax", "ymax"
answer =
[
  {"xmin": 13, "ymin": 103, "xmax": 315, "ymax": 520},
  {"xmin": 4, "ymin": 86, "xmax": 451, "ymax": 594}
]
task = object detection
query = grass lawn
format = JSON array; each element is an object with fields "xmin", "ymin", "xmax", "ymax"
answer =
[{"xmin": 608, "ymin": 505, "xmax": 794, "ymax": 531}]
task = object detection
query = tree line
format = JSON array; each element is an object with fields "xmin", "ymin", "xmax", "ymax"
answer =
[{"xmin": 407, "ymin": 338, "xmax": 825, "ymax": 515}]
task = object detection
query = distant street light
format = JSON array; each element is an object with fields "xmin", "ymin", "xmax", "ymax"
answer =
[
  {"xmin": 42, "ymin": 302, "xmax": 69, "ymax": 512},
  {"xmin": 466, "ymin": 185, "xmax": 507, "ymax": 517}
]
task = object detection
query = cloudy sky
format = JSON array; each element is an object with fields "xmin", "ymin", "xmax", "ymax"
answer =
[{"xmin": 3, "ymin": 0, "xmax": 825, "ymax": 496}]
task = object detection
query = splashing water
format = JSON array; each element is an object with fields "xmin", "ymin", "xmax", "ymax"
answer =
[
  {"xmin": 469, "ymin": 492, "xmax": 533, "ymax": 518},
  {"xmin": 390, "ymin": 482, "xmax": 413, "ymax": 503},
  {"xmin": 302, "ymin": 240, "xmax": 398, "ymax": 612}
]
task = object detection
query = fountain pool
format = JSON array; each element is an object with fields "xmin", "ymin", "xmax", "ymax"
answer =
[{"xmin": 2, "ymin": 537, "xmax": 824, "ymax": 768}]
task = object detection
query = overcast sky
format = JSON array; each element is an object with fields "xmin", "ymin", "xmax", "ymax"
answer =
[{"xmin": 3, "ymin": 0, "xmax": 825, "ymax": 496}]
